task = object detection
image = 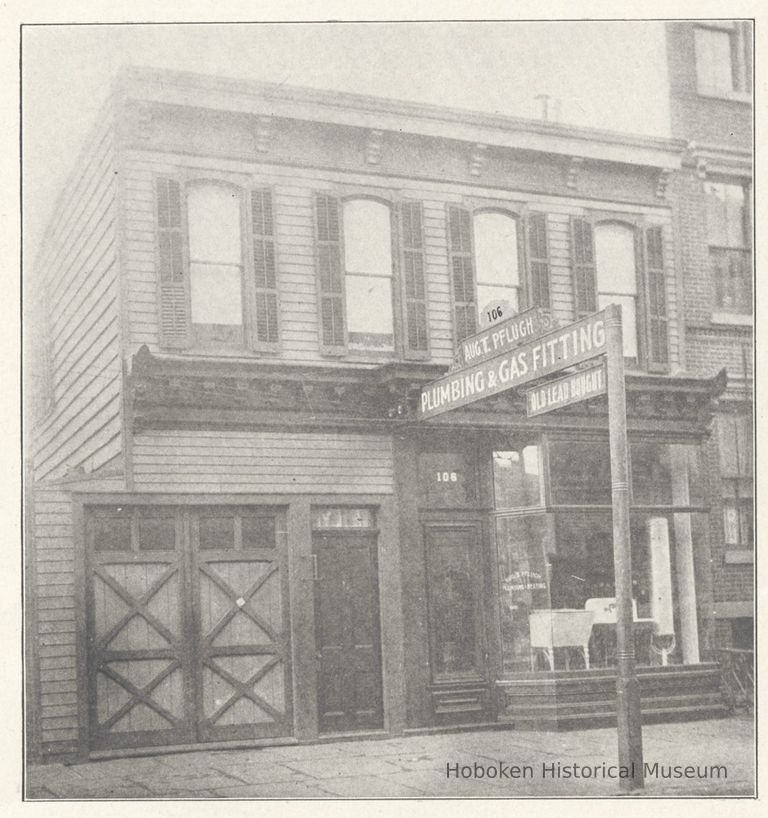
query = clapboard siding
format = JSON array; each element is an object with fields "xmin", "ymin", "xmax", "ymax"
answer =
[
  {"xmin": 132, "ymin": 431, "xmax": 394, "ymax": 494},
  {"xmin": 28, "ymin": 486, "xmax": 79, "ymax": 750},
  {"xmin": 30, "ymin": 99, "xmax": 123, "ymax": 483},
  {"xmin": 121, "ymin": 149, "xmax": 680, "ymax": 370}
]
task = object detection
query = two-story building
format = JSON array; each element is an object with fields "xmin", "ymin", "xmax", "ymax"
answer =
[
  {"xmin": 665, "ymin": 21, "xmax": 754, "ymax": 652},
  {"xmin": 25, "ymin": 65, "xmax": 730, "ymax": 763}
]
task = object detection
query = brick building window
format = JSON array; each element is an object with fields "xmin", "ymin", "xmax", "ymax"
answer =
[
  {"xmin": 718, "ymin": 412, "xmax": 753, "ymax": 548},
  {"xmin": 694, "ymin": 23, "xmax": 750, "ymax": 96},
  {"xmin": 705, "ymin": 181, "xmax": 752, "ymax": 314}
]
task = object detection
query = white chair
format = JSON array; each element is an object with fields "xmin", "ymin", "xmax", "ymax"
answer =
[{"xmin": 529, "ymin": 609, "xmax": 595, "ymax": 671}]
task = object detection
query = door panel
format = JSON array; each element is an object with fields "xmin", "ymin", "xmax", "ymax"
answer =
[{"xmin": 314, "ymin": 533, "xmax": 383, "ymax": 732}]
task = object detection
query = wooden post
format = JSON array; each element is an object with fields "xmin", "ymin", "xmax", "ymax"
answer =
[{"xmin": 605, "ymin": 303, "xmax": 644, "ymax": 790}]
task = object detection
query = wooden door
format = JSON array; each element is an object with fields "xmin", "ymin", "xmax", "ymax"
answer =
[
  {"xmin": 87, "ymin": 507, "xmax": 194, "ymax": 750},
  {"xmin": 86, "ymin": 506, "xmax": 291, "ymax": 750},
  {"xmin": 192, "ymin": 509, "xmax": 291, "ymax": 741},
  {"xmin": 313, "ymin": 533, "xmax": 383, "ymax": 733}
]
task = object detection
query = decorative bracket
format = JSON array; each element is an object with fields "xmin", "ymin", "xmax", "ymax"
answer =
[
  {"xmin": 133, "ymin": 102, "xmax": 154, "ymax": 142},
  {"xmin": 254, "ymin": 116, "xmax": 273, "ymax": 153},
  {"xmin": 469, "ymin": 143, "xmax": 488, "ymax": 177},
  {"xmin": 696, "ymin": 157, "xmax": 708, "ymax": 180},
  {"xmin": 365, "ymin": 129, "xmax": 383, "ymax": 165},
  {"xmin": 656, "ymin": 167, "xmax": 674, "ymax": 199},
  {"xmin": 567, "ymin": 156, "xmax": 585, "ymax": 189}
]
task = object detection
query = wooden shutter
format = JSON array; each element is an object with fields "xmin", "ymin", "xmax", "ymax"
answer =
[
  {"xmin": 644, "ymin": 225, "xmax": 669, "ymax": 368},
  {"xmin": 250, "ymin": 188, "xmax": 280, "ymax": 349},
  {"xmin": 156, "ymin": 177, "xmax": 189, "ymax": 348},
  {"xmin": 314, "ymin": 193, "xmax": 346, "ymax": 353},
  {"xmin": 569, "ymin": 216, "xmax": 597, "ymax": 319},
  {"xmin": 400, "ymin": 201, "xmax": 429, "ymax": 357},
  {"xmin": 526, "ymin": 212, "xmax": 551, "ymax": 308},
  {"xmin": 448, "ymin": 205, "xmax": 476, "ymax": 343}
]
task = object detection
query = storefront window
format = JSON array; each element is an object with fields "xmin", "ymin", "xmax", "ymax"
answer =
[
  {"xmin": 549, "ymin": 440, "xmax": 611, "ymax": 505},
  {"xmin": 493, "ymin": 445, "xmax": 542, "ymax": 508}
]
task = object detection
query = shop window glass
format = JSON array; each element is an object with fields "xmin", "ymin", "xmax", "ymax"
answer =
[
  {"xmin": 474, "ymin": 212, "xmax": 520, "ymax": 315},
  {"xmin": 312, "ymin": 508, "xmax": 375, "ymax": 529},
  {"xmin": 343, "ymin": 200, "xmax": 394, "ymax": 352},
  {"xmin": 549, "ymin": 440, "xmax": 611, "ymax": 505},
  {"xmin": 493, "ymin": 446, "xmax": 542, "ymax": 508}
]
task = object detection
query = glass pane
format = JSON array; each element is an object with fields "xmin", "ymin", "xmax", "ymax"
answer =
[
  {"xmin": 598, "ymin": 293, "xmax": 637, "ymax": 358},
  {"xmin": 595, "ymin": 223, "xmax": 637, "ymax": 295},
  {"xmin": 199, "ymin": 515, "xmax": 235, "ymax": 550},
  {"xmin": 187, "ymin": 184, "xmax": 242, "ymax": 264},
  {"xmin": 343, "ymin": 200, "xmax": 392, "ymax": 276},
  {"xmin": 138, "ymin": 516, "xmax": 175, "ymax": 551},
  {"xmin": 549, "ymin": 440, "xmax": 611, "ymax": 505},
  {"xmin": 92, "ymin": 512, "xmax": 132, "ymax": 551},
  {"xmin": 473, "ymin": 212, "xmax": 519, "ymax": 287},
  {"xmin": 496, "ymin": 515, "xmax": 554, "ymax": 674},
  {"xmin": 190, "ymin": 263, "xmax": 243, "ymax": 325},
  {"xmin": 427, "ymin": 528, "xmax": 479, "ymax": 675},
  {"xmin": 345, "ymin": 274, "xmax": 394, "ymax": 345},
  {"xmin": 630, "ymin": 442, "xmax": 673, "ymax": 505},
  {"xmin": 705, "ymin": 182, "xmax": 745, "ymax": 247},
  {"xmin": 695, "ymin": 27, "xmax": 734, "ymax": 91},
  {"xmin": 493, "ymin": 446, "xmax": 542, "ymax": 508},
  {"xmin": 242, "ymin": 515, "xmax": 277, "ymax": 549},
  {"xmin": 312, "ymin": 508, "xmax": 375, "ymax": 529}
]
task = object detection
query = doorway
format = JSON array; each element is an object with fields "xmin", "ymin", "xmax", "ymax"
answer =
[{"xmin": 85, "ymin": 505, "xmax": 291, "ymax": 750}]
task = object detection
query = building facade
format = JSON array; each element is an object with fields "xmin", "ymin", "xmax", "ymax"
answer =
[
  {"xmin": 25, "ymin": 65, "xmax": 734, "ymax": 763},
  {"xmin": 665, "ymin": 21, "xmax": 754, "ymax": 650}
]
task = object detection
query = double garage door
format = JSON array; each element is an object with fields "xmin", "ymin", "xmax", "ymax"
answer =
[{"xmin": 85, "ymin": 506, "xmax": 291, "ymax": 751}]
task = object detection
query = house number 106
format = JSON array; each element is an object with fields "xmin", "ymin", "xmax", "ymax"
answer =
[{"xmin": 436, "ymin": 471, "xmax": 458, "ymax": 482}]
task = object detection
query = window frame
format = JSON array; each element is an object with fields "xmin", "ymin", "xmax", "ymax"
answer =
[
  {"xmin": 704, "ymin": 177, "xmax": 753, "ymax": 317},
  {"xmin": 447, "ymin": 199, "xmax": 551, "ymax": 344},
  {"xmin": 694, "ymin": 22, "xmax": 751, "ymax": 100},
  {"xmin": 313, "ymin": 187, "xmax": 430, "ymax": 361},
  {"xmin": 573, "ymin": 210, "xmax": 670, "ymax": 373},
  {"xmin": 154, "ymin": 171, "xmax": 282, "ymax": 355}
]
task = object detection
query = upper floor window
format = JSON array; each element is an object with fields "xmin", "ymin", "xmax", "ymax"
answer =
[
  {"xmin": 343, "ymin": 199, "xmax": 394, "ymax": 352},
  {"xmin": 314, "ymin": 193, "xmax": 428, "ymax": 358},
  {"xmin": 448, "ymin": 205, "xmax": 551, "ymax": 343},
  {"xmin": 595, "ymin": 222, "xmax": 638, "ymax": 360},
  {"xmin": 155, "ymin": 177, "xmax": 279, "ymax": 351},
  {"xmin": 705, "ymin": 181, "xmax": 752, "ymax": 314},
  {"xmin": 570, "ymin": 216, "xmax": 668, "ymax": 370},
  {"xmin": 694, "ymin": 23, "xmax": 751, "ymax": 96},
  {"xmin": 187, "ymin": 183, "xmax": 244, "ymax": 346}
]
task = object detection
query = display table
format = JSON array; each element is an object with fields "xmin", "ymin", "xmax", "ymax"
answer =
[
  {"xmin": 584, "ymin": 598, "xmax": 656, "ymax": 667},
  {"xmin": 529, "ymin": 609, "xmax": 595, "ymax": 671}
]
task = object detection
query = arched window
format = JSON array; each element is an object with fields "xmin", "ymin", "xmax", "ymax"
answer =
[
  {"xmin": 187, "ymin": 183, "xmax": 244, "ymax": 346},
  {"xmin": 342, "ymin": 199, "xmax": 394, "ymax": 351},
  {"xmin": 473, "ymin": 212, "xmax": 521, "ymax": 317},
  {"xmin": 594, "ymin": 222, "xmax": 638, "ymax": 359}
]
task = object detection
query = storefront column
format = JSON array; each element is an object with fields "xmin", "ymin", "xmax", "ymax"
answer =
[{"xmin": 671, "ymin": 448, "xmax": 700, "ymax": 664}]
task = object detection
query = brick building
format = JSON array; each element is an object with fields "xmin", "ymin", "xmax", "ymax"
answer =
[
  {"xmin": 25, "ymin": 64, "xmax": 732, "ymax": 763},
  {"xmin": 665, "ymin": 21, "xmax": 754, "ymax": 650}
]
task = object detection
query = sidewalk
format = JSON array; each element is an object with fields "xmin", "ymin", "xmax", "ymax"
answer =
[{"xmin": 26, "ymin": 716, "xmax": 754, "ymax": 799}]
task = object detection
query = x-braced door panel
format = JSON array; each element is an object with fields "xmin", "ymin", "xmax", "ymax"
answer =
[{"xmin": 86, "ymin": 506, "xmax": 290, "ymax": 751}]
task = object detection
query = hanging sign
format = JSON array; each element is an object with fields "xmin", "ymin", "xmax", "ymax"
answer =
[
  {"xmin": 525, "ymin": 359, "xmax": 607, "ymax": 417},
  {"xmin": 448, "ymin": 306, "xmax": 557, "ymax": 372},
  {"xmin": 419, "ymin": 310, "xmax": 607, "ymax": 419}
]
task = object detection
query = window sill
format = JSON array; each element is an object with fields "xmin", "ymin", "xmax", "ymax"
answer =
[
  {"xmin": 696, "ymin": 87, "xmax": 752, "ymax": 104},
  {"xmin": 723, "ymin": 550, "xmax": 754, "ymax": 565},
  {"xmin": 711, "ymin": 312, "xmax": 753, "ymax": 327}
]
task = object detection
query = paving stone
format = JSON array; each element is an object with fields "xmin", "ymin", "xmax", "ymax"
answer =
[
  {"xmin": 314, "ymin": 774, "xmax": 427, "ymax": 797},
  {"xmin": 207, "ymin": 761, "xmax": 310, "ymax": 784},
  {"xmin": 284, "ymin": 755, "xmax": 402, "ymax": 779},
  {"xmin": 211, "ymin": 781, "xmax": 336, "ymax": 799}
]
